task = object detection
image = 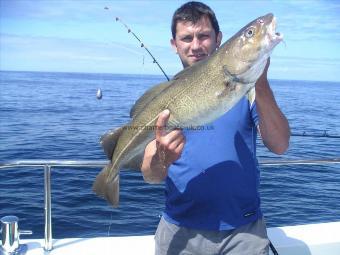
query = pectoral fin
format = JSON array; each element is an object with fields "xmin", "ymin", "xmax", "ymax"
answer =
[
  {"xmin": 100, "ymin": 127, "xmax": 124, "ymax": 160},
  {"xmin": 223, "ymin": 65, "xmax": 240, "ymax": 83}
]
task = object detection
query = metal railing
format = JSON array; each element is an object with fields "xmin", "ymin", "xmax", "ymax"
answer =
[
  {"xmin": 0, "ymin": 160, "xmax": 107, "ymax": 251},
  {"xmin": 1, "ymin": 158, "xmax": 340, "ymax": 251}
]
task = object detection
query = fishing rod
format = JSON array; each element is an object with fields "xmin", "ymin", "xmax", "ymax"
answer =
[
  {"xmin": 104, "ymin": 6, "xmax": 170, "ymax": 81},
  {"xmin": 290, "ymin": 131, "xmax": 340, "ymax": 139},
  {"xmin": 102, "ymin": 8, "xmax": 340, "ymax": 140}
]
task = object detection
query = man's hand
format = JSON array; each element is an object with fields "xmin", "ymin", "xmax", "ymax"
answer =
[
  {"xmin": 141, "ymin": 109, "xmax": 185, "ymax": 183},
  {"xmin": 155, "ymin": 109, "xmax": 185, "ymax": 166},
  {"xmin": 256, "ymin": 58, "xmax": 270, "ymax": 89},
  {"xmin": 255, "ymin": 57, "xmax": 290, "ymax": 154}
]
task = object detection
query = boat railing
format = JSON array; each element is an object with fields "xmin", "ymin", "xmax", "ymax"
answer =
[{"xmin": 1, "ymin": 158, "xmax": 340, "ymax": 252}]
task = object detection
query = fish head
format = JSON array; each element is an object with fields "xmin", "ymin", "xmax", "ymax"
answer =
[{"xmin": 221, "ymin": 13, "xmax": 283, "ymax": 83}]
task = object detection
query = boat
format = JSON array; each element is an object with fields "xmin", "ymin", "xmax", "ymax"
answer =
[
  {"xmin": 9, "ymin": 221, "xmax": 340, "ymax": 255},
  {"xmin": 1, "ymin": 159, "xmax": 340, "ymax": 255}
]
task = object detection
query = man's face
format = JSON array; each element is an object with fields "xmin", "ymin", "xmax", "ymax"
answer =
[{"xmin": 171, "ymin": 15, "xmax": 222, "ymax": 68}]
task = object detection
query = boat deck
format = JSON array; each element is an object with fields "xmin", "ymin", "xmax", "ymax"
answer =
[
  {"xmin": 18, "ymin": 221, "xmax": 340, "ymax": 255},
  {"xmin": 2, "ymin": 160, "xmax": 340, "ymax": 254}
]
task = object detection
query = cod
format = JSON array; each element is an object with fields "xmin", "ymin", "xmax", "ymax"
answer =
[{"xmin": 93, "ymin": 13, "xmax": 283, "ymax": 207}]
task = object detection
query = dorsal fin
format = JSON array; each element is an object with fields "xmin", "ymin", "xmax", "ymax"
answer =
[
  {"xmin": 172, "ymin": 57, "xmax": 206, "ymax": 81},
  {"xmin": 130, "ymin": 54, "xmax": 209, "ymax": 118},
  {"xmin": 130, "ymin": 80, "xmax": 173, "ymax": 118},
  {"xmin": 172, "ymin": 66, "xmax": 191, "ymax": 80}
]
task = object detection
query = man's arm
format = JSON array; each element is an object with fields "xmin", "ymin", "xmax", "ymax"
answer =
[
  {"xmin": 255, "ymin": 58, "xmax": 290, "ymax": 154},
  {"xmin": 141, "ymin": 110, "xmax": 185, "ymax": 183}
]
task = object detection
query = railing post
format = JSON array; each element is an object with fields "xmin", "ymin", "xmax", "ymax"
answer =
[{"xmin": 44, "ymin": 164, "xmax": 53, "ymax": 251}]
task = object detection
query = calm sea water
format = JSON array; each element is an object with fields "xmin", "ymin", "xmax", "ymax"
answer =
[{"xmin": 0, "ymin": 71, "xmax": 339, "ymax": 239}]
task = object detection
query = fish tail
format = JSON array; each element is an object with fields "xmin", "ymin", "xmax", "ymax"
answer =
[
  {"xmin": 95, "ymin": 126, "xmax": 124, "ymax": 206},
  {"xmin": 92, "ymin": 163, "xmax": 120, "ymax": 207}
]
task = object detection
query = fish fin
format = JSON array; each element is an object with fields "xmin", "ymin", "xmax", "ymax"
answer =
[
  {"xmin": 92, "ymin": 163, "xmax": 120, "ymax": 207},
  {"xmin": 173, "ymin": 57, "xmax": 207, "ymax": 80},
  {"xmin": 222, "ymin": 65, "xmax": 240, "ymax": 83},
  {"xmin": 247, "ymin": 87, "xmax": 256, "ymax": 106},
  {"xmin": 172, "ymin": 66, "xmax": 191, "ymax": 80},
  {"xmin": 100, "ymin": 127, "xmax": 124, "ymax": 160},
  {"xmin": 130, "ymin": 81, "xmax": 173, "ymax": 118}
]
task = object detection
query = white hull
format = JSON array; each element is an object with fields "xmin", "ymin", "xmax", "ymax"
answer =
[{"xmin": 16, "ymin": 221, "xmax": 340, "ymax": 255}]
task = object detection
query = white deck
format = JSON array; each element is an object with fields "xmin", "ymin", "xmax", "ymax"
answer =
[
  {"xmin": 18, "ymin": 221, "xmax": 340, "ymax": 255},
  {"xmin": 267, "ymin": 221, "xmax": 340, "ymax": 255},
  {"xmin": 21, "ymin": 235, "xmax": 155, "ymax": 255}
]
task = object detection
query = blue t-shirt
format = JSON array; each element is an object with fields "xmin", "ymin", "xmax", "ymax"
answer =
[{"xmin": 163, "ymin": 95, "xmax": 261, "ymax": 230}]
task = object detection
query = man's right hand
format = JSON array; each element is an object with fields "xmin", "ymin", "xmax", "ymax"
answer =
[{"xmin": 141, "ymin": 109, "xmax": 186, "ymax": 183}]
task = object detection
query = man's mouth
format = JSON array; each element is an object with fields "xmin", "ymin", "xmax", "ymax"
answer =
[{"xmin": 190, "ymin": 53, "xmax": 207, "ymax": 61}]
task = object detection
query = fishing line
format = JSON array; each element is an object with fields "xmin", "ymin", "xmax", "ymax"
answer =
[
  {"xmin": 101, "ymin": 6, "xmax": 340, "ymax": 140},
  {"xmin": 111, "ymin": 41, "xmax": 145, "ymax": 57},
  {"xmin": 101, "ymin": 7, "xmax": 340, "ymax": 140},
  {"xmin": 281, "ymin": 38, "xmax": 287, "ymax": 48},
  {"xmin": 105, "ymin": 6, "xmax": 170, "ymax": 81},
  {"xmin": 107, "ymin": 211, "xmax": 113, "ymax": 237}
]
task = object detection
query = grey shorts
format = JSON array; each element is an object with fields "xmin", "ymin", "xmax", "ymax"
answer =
[{"xmin": 155, "ymin": 217, "xmax": 269, "ymax": 255}]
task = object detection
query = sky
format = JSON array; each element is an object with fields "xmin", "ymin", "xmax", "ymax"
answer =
[{"xmin": 1, "ymin": 0, "xmax": 340, "ymax": 82}]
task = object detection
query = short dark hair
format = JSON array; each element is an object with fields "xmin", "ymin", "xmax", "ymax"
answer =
[{"xmin": 171, "ymin": 1, "xmax": 220, "ymax": 39}]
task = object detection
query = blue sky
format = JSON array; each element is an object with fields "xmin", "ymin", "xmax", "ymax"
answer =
[{"xmin": 1, "ymin": 0, "xmax": 340, "ymax": 82}]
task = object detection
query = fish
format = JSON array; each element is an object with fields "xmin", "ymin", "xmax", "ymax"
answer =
[{"xmin": 93, "ymin": 13, "xmax": 283, "ymax": 207}]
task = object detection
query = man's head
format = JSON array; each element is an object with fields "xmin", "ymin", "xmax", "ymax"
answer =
[{"xmin": 171, "ymin": 1, "xmax": 222, "ymax": 68}]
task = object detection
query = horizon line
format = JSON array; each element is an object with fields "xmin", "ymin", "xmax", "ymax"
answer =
[{"xmin": 1, "ymin": 69, "xmax": 339, "ymax": 84}]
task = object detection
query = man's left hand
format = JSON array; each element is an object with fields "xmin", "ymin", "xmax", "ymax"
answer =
[{"xmin": 256, "ymin": 58, "xmax": 270, "ymax": 89}]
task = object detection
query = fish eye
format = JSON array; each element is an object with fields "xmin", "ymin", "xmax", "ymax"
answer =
[{"xmin": 245, "ymin": 27, "xmax": 255, "ymax": 38}]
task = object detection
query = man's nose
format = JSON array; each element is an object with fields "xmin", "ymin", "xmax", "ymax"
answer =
[{"xmin": 191, "ymin": 37, "xmax": 201, "ymax": 50}]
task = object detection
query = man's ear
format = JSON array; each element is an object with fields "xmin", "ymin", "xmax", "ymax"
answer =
[
  {"xmin": 170, "ymin": 38, "xmax": 178, "ymax": 54},
  {"xmin": 216, "ymin": 31, "xmax": 222, "ymax": 48}
]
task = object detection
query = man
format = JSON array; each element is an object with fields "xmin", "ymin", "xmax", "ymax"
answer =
[{"xmin": 141, "ymin": 1, "xmax": 290, "ymax": 254}]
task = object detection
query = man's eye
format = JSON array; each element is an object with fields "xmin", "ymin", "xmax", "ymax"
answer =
[
  {"xmin": 198, "ymin": 34, "xmax": 210, "ymax": 40},
  {"xmin": 182, "ymin": 37, "xmax": 192, "ymax": 42}
]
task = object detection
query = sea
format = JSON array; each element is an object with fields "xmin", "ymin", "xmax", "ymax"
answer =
[{"xmin": 0, "ymin": 70, "xmax": 339, "ymax": 239}]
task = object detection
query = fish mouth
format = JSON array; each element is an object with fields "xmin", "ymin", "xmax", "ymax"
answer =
[{"xmin": 268, "ymin": 16, "xmax": 283, "ymax": 45}]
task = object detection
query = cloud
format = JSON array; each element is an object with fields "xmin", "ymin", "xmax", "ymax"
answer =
[
  {"xmin": 274, "ymin": 1, "xmax": 340, "ymax": 42},
  {"xmin": 0, "ymin": 0, "xmax": 106, "ymax": 21},
  {"xmin": 1, "ymin": 0, "xmax": 339, "ymax": 81},
  {"xmin": 0, "ymin": 0, "xmax": 175, "ymax": 26},
  {"xmin": 270, "ymin": 54, "xmax": 340, "ymax": 82},
  {"xmin": 0, "ymin": 33, "xmax": 122, "ymax": 70},
  {"xmin": 275, "ymin": 55, "xmax": 340, "ymax": 64},
  {"xmin": 0, "ymin": 33, "xmax": 177, "ymax": 75}
]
